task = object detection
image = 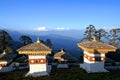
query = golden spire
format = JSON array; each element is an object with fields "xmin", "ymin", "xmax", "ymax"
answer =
[
  {"xmin": 3, "ymin": 50, "xmax": 6, "ymax": 54},
  {"xmin": 92, "ymin": 35, "xmax": 97, "ymax": 42},
  {"xmin": 61, "ymin": 48, "xmax": 64, "ymax": 52},
  {"xmin": 36, "ymin": 37, "xmax": 41, "ymax": 43}
]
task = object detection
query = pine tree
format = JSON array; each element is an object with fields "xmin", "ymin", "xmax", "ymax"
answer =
[
  {"xmin": 19, "ymin": 35, "xmax": 32, "ymax": 45},
  {"xmin": 81, "ymin": 25, "xmax": 96, "ymax": 41},
  {"xmin": 108, "ymin": 28, "xmax": 120, "ymax": 48}
]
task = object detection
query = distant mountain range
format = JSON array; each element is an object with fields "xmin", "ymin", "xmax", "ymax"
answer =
[
  {"xmin": 6, "ymin": 30, "xmax": 83, "ymax": 58},
  {"xmin": 13, "ymin": 29, "xmax": 85, "ymax": 39}
]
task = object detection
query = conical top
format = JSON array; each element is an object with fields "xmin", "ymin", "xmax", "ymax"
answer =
[
  {"xmin": 61, "ymin": 48, "xmax": 64, "ymax": 52},
  {"xmin": 36, "ymin": 37, "xmax": 41, "ymax": 43},
  {"xmin": 92, "ymin": 35, "xmax": 97, "ymax": 42},
  {"xmin": 2, "ymin": 50, "xmax": 6, "ymax": 54}
]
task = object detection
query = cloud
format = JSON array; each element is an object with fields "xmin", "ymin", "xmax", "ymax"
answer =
[
  {"xmin": 34, "ymin": 27, "xmax": 70, "ymax": 31},
  {"xmin": 34, "ymin": 27, "xmax": 48, "ymax": 31},
  {"xmin": 55, "ymin": 27, "xmax": 69, "ymax": 30}
]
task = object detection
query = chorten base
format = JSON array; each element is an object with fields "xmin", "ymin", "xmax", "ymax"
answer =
[
  {"xmin": 57, "ymin": 64, "xmax": 69, "ymax": 68},
  {"xmin": 80, "ymin": 62, "xmax": 109, "ymax": 73},
  {"xmin": 25, "ymin": 71, "xmax": 49, "ymax": 77}
]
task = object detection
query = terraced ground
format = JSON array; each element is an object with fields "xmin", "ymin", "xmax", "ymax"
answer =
[{"xmin": 0, "ymin": 67, "xmax": 120, "ymax": 80}]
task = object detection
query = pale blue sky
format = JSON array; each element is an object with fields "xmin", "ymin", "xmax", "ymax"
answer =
[{"xmin": 0, "ymin": 0, "xmax": 120, "ymax": 31}]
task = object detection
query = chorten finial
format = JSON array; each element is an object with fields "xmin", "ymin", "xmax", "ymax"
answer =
[
  {"xmin": 61, "ymin": 48, "xmax": 64, "ymax": 52},
  {"xmin": 93, "ymin": 35, "xmax": 97, "ymax": 42},
  {"xmin": 3, "ymin": 50, "xmax": 6, "ymax": 54},
  {"xmin": 36, "ymin": 37, "xmax": 41, "ymax": 43}
]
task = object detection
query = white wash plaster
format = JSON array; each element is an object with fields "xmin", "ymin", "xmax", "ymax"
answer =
[
  {"xmin": 29, "ymin": 55, "xmax": 46, "ymax": 59},
  {"xmin": 57, "ymin": 64, "xmax": 68, "ymax": 68},
  {"xmin": 25, "ymin": 64, "xmax": 51, "ymax": 77},
  {"xmin": 29, "ymin": 64, "xmax": 47, "ymax": 73},
  {"xmin": 0, "ymin": 61, "xmax": 7, "ymax": 64},
  {"xmin": 80, "ymin": 62, "xmax": 108, "ymax": 73}
]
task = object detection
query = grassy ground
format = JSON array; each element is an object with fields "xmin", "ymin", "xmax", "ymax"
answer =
[{"xmin": 0, "ymin": 67, "xmax": 120, "ymax": 80}]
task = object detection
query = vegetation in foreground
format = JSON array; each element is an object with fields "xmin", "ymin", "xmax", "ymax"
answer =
[{"xmin": 0, "ymin": 67, "xmax": 120, "ymax": 80}]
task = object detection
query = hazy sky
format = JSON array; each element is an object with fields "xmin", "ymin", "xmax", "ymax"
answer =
[{"xmin": 0, "ymin": 0, "xmax": 120, "ymax": 31}]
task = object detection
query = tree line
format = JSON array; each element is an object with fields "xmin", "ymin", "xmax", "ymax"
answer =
[
  {"xmin": 81, "ymin": 25, "xmax": 120, "ymax": 49},
  {"xmin": 0, "ymin": 30, "xmax": 52, "ymax": 53}
]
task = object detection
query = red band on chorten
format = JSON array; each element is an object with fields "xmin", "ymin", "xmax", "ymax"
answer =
[
  {"xmin": 29, "ymin": 59, "xmax": 46, "ymax": 64},
  {"xmin": 84, "ymin": 54, "xmax": 105, "ymax": 62}
]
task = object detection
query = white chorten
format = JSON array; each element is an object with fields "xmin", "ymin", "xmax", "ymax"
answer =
[
  {"xmin": 77, "ymin": 37, "xmax": 117, "ymax": 73},
  {"xmin": 17, "ymin": 38, "xmax": 52, "ymax": 77}
]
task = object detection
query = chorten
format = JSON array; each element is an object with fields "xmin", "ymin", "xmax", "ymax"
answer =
[
  {"xmin": 0, "ymin": 50, "xmax": 17, "ymax": 72},
  {"xmin": 17, "ymin": 38, "xmax": 52, "ymax": 77},
  {"xmin": 54, "ymin": 49, "xmax": 71, "ymax": 61},
  {"xmin": 77, "ymin": 37, "xmax": 117, "ymax": 73},
  {"xmin": 54, "ymin": 49, "xmax": 71, "ymax": 68}
]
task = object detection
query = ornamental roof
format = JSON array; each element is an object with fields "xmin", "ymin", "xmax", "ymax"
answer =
[
  {"xmin": 54, "ymin": 49, "xmax": 71, "ymax": 60},
  {"xmin": 17, "ymin": 38, "xmax": 52, "ymax": 55},
  {"xmin": 0, "ymin": 50, "xmax": 17, "ymax": 62},
  {"xmin": 77, "ymin": 37, "xmax": 117, "ymax": 53}
]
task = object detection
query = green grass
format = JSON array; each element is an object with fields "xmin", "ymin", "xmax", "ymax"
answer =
[{"xmin": 0, "ymin": 67, "xmax": 120, "ymax": 80}]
